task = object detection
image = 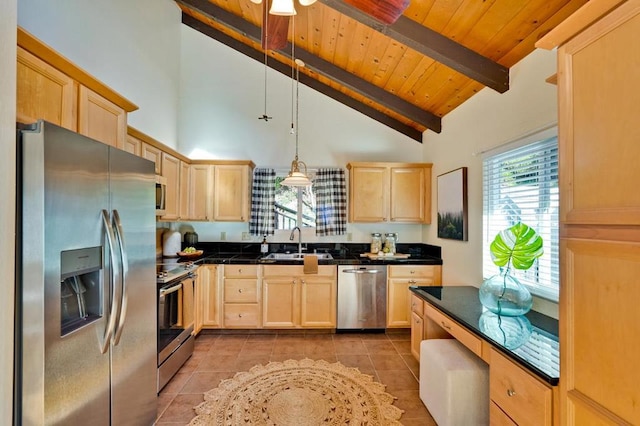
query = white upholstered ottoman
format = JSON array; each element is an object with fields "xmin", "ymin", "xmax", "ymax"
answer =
[{"xmin": 419, "ymin": 339, "xmax": 489, "ymax": 426}]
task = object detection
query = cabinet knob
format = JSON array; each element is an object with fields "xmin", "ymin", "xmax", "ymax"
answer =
[
  {"xmin": 238, "ymin": 313, "xmax": 243, "ymax": 318},
  {"xmin": 440, "ymin": 321, "xmax": 451, "ymax": 330},
  {"xmin": 507, "ymin": 389, "xmax": 516, "ymax": 397},
  {"xmin": 238, "ymin": 288, "xmax": 243, "ymax": 293},
  {"xmin": 301, "ymin": 280, "xmax": 306, "ymax": 285},
  {"xmin": 409, "ymin": 279, "xmax": 417, "ymax": 284},
  {"xmin": 238, "ymin": 269, "xmax": 242, "ymax": 274},
  {"xmin": 410, "ymin": 270, "xmax": 415, "ymax": 274}
]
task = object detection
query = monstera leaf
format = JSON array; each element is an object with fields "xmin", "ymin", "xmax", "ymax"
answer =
[{"xmin": 490, "ymin": 223, "xmax": 543, "ymax": 270}]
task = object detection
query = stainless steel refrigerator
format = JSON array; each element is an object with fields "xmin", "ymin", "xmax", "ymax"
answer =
[{"xmin": 16, "ymin": 121, "xmax": 157, "ymax": 425}]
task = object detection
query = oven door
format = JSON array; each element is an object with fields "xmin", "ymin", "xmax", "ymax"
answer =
[{"xmin": 157, "ymin": 280, "xmax": 184, "ymax": 365}]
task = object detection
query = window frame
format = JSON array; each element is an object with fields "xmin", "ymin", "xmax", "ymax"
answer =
[{"xmin": 482, "ymin": 125, "xmax": 559, "ymax": 301}]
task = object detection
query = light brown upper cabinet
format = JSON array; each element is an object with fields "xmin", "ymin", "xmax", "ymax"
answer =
[
  {"xmin": 16, "ymin": 47, "xmax": 76, "ymax": 131},
  {"xmin": 77, "ymin": 86, "xmax": 126, "ymax": 149},
  {"xmin": 123, "ymin": 134, "xmax": 142, "ymax": 156},
  {"xmin": 189, "ymin": 164, "xmax": 212, "ymax": 221},
  {"xmin": 347, "ymin": 162, "xmax": 432, "ymax": 223},
  {"xmin": 213, "ymin": 164, "xmax": 251, "ymax": 222},
  {"xmin": 16, "ymin": 28, "xmax": 137, "ymax": 148},
  {"xmin": 160, "ymin": 152, "xmax": 181, "ymax": 221}
]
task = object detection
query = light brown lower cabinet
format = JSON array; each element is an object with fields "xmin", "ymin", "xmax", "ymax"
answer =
[
  {"xmin": 198, "ymin": 265, "xmax": 221, "ymax": 330},
  {"xmin": 490, "ymin": 348, "xmax": 553, "ymax": 426},
  {"xmin": 387, "ymin": 265, "xmax": 441, "ymax": 328},
  {"xmin": 222, "ymin": 265, "xmax": 261, "ymax": 328},
  {"xmin": 262, "ymin": 265, "xmax": 336, "ymax": 329}
]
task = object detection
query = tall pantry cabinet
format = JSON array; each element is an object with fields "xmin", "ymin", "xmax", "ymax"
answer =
[{"xmin": 537, "ymin": 0, "xmax": 640, "ymax": 424}]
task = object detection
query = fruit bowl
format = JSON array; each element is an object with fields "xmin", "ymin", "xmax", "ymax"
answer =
[{"xmin": 177, "ymin": 250, "xmax": 203, "ymax": 258}]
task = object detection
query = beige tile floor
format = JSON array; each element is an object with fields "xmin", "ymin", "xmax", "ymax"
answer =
[{"xmin": 155, "ymin": 331, "xmax": 437, "ymax": 425}]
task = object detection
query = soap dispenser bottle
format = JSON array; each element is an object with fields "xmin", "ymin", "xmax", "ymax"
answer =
[{"xmin": 260, "ymin": 236, "xmax": 269, "ymax": 254}]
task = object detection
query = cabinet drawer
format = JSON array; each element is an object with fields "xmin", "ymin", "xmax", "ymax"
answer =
[
  {"xmin": 410, "ymin": 294, "xmax": 424, "ymax": 315},
  {"xmin": 224, "ymin": 279, "xmax": 258, "ymax": 303},
  {"xmin": 490, "ymin": 401, "xmax": 517, "ymax": 426},
  {"xmin": 223, "ymin": 303, "xmax": 260, "ymax": 327},
  {"xmin": 388, "ymin": 265, "xmax": 441, "ymax": 280},
  {"xmin": 424, "ymin": 304, "xmax": 482, "ymax": 356},
  {"xmin": 224, "ymin": 264, "xmax": 259, "ymax": 278},
  {"xmin": 490, "ymin": 348, "xmax": 552, "ymax": 426}
]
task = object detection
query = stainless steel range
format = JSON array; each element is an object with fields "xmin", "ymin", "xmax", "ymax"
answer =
[{"xmin": 156, "ymin": 262, "xmax": 196, "ymax": 392}]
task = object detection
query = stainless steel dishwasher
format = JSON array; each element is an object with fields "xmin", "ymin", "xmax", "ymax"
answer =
[{"xmin": 337, "ymin": 265, "xmax": 387, "ymax": 331}]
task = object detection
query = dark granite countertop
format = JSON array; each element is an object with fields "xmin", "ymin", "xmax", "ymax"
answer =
[
  {"xmin": 175, "ymin": 242, "xmax": 443, "ymax": 266},
  {"xmin": 410, "ymin": 285, "xmax": 559, "ymax": 385}
]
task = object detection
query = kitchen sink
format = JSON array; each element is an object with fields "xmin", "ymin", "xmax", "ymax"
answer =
[{"xmin": 263, "ymin": 253, "xmax": 333, "ymax": 260}]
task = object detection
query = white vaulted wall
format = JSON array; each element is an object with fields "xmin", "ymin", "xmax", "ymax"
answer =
[
  {"xmin": 422, "ymin": 49, "xmax": 559, "ymax": 316},
  {"xmin": 17, "ymin": 0, "xmax": 181, "ymax": 147}
]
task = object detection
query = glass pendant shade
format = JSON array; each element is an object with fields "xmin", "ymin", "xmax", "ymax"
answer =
[
  {"xmin": 270, "ymin": 0, "xmax": 296, "ymax": 15},
  {"xmin": 249, "ymin": 0, "xmax": 262, "ymax": 4},
  {"xmin": 282, "ymin": 160, "xmax": 311, "ymax": 186},
  {"xmin": 298, "ymin": 0, "xmax": 317, "ymax": 5}
]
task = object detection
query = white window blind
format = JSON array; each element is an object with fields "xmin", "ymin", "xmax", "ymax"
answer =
[{"xmin": 482, "ymin": 131, "xmax": 559, "ymax": 301}]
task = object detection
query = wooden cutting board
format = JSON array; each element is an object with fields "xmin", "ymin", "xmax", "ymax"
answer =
[{"xmin": 360, "ymin": 253, "xmax": 411, "ymax": 260}]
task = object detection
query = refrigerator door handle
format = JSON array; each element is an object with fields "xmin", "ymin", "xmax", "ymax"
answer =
[
  {"xmin": 101, "ymin": 209, "xmax": 120, "ymax": 354},
  {"xmin": 112, "ymin": 209, "xmax": 129, "ymax": 346}
]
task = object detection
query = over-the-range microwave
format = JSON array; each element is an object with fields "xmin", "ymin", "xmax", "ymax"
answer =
[{"xmin": 156, "ymin": 175, "xmax": 167, "ymax": 216}]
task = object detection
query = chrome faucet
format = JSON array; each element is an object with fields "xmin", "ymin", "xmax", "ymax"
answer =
[{"xmin": 289, "ymin": 226, "xmax": 304, "ymax": 254}]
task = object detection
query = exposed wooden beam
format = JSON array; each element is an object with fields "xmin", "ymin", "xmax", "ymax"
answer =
[
  {"xmin": 175, "ymin": 0, "xmax": 440, "ymax": 134},
  {"xmin": 318, "ymin": 0, "xmax": 510, "ymax": 94},
  {"xmin": 182, "ymin": 13, "xmax": 424, "ymax": 141}
]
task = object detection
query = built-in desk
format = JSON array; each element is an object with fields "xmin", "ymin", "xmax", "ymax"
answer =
[{"xmin": 410, "ymin": 285, "xmax": 559, "ymax": 425}]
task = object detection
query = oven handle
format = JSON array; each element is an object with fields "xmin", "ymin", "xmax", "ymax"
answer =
[{"xmin": 160, "ymin": 283, "xmax": 183, "ymax": 297}]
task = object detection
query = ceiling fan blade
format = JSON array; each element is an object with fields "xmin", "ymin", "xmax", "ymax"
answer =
[
  {"xmin": 261, "ymin": 1, "xmax": 290, "ymax": 50},
  {"xmin": 343, "ymin": 0, "xmax": 410, "ymax": 25}
]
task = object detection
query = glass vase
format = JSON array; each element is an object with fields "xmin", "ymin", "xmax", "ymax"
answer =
[
  {"xmin": 479, "ymin": 270, "xmax": 533, "ymax": 316},
  {"xmin": 478, "ymin": 311, "xmax": 532, "ymax": 350}
]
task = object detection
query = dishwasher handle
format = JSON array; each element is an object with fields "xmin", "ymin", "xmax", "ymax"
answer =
[{"xmin": 342, "ymin": 268, "xmax": 382, "ymax": 274}]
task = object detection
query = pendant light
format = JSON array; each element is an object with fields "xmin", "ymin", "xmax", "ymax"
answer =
[
  {"xmin": 282, "ymin": 18, "xmax": 312, "ymax": 187},
  {"xmin": 258, "ymin": 1, "xmax": 272, "ymax": 122},
  {"xmin": 250, "ymin": 0, "xmax": 317, "ymax": 16}
]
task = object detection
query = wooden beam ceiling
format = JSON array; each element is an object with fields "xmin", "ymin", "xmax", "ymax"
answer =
[
  {"xmin": 318, "ymin": 0, "xmax": 510, "ymax": 93},
  {"xmin": 182, "ymin": 13, "xmax": 425, "ymax": 141},
  {"xmin": 176, "ymin": 0, "xmax": 442, "ymax": 137}
]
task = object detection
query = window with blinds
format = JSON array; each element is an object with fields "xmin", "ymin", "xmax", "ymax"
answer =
[{"xmin": 482, "ymin": 128, "xmax": 559, "ymax": 301}]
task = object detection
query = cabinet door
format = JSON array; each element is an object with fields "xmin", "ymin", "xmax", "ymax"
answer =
[
  {"xmin": 262, "ymin": 276, "xmax": 297, "ymax": 328},
  {"xmin": 190, "ymin": 164, "xmax": 212, "ymax": 221},
  {"xmin": 123, "ymin": 134, "xmax": 141, "ymax": 156},
  {"xmin": 349, "ymin": 166, "xmax": 388, "ymax": 222},
  {"xmin": 390, "ymin": 166, "xmax": 430, "ymax": 223},
  {"xmin": 16, "ymin": 47, "xmax": 76, "ymax": 130},
  {"xmin": 78, "ymin": 86, "xmax": 126, "ymax": 149},
  {"xmin": 299, "ymin": 276, "xmax": 336, "ymax": 328},
  {"xmin": 213, "ymin": 165, "xmax": 249, "ymax": 222},
  {"xmin": 160, "ymin": 152, "xmax": 180, "ymax": 220},
  {"xmin": 387, "ymin": 280, "xmax": 413, "ymax": 327},
  {"xmin": 410, "ymin": 311, "xmax": 424, "ymax": 360},
  {"xmin": 141, "ymin": 143, "xmax": 162, "ymax": 175},
  {"xmin": 179, "ymin": 161, "xmax": 190, "ymax": 220},
  {"xmin": 200, "ymin": 265, "xmax": 221, "ymax": 328}
]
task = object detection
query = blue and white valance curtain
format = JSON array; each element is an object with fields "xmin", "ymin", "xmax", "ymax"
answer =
[
  {"xmin": 314, "ymin": 168, "xmax": 347, "ymax": 236},
  {"xmin": 249, "ymin": 168, "xmax": 276, "ymax": 236}
]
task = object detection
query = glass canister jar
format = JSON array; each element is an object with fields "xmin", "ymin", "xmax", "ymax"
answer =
[
  {"xmin": 384, "ymin": 233, "xmax": 398, "ymax": 255},
  {"xmin": 370, "ymin": 233, "xmax": 382, "ymax": 254}
]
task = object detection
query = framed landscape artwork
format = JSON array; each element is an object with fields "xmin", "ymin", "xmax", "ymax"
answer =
[{"xmin": 437, "ymin": 167, "xmax": 468, "ymax": 241}]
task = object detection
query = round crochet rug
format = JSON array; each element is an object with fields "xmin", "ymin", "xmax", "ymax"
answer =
[{"xmin": 190, "ymin": 358, "xmax": 404, "ymax": 425}]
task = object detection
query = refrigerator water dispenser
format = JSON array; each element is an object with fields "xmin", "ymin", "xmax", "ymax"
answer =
[{"xmin": 60, "ymin": 247, "xmax": 103, "ymax": 336}]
